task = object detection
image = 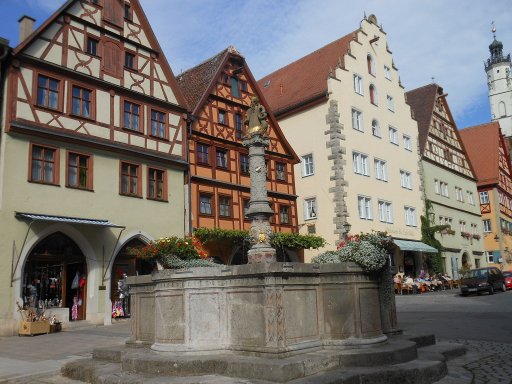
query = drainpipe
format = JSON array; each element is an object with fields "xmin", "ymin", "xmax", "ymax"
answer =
[{"xmin": 186, "ymin": 114, "xmax": 195, "ymax": 235}]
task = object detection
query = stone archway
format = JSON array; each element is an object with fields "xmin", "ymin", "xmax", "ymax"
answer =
[{"xmin": 22, "ymin": 232, "xmax": 87, "ymax": 321}]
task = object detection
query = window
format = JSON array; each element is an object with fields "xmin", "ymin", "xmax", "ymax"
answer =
[
  {"xmin": 86, "ymin": 37, "xmax": 99, "ymax": 56},
  {"xmin": 302, "ymin": 154, "xmax": 314, "ymax": 177},
  {"xmin": 353, "ymin": 152, "xmax": 369, "ymax": 176},
  {"xmin": 440, "ymin": 182, "xmax": 449, "ymax": 197},
  {"xmin": 150, "ymin": 109, "xmax": 166, "ymax": 138},
  {"xmin": 374, "ymin": 159, "xmax": 387, "ymax": 181},
  {"xmin": 467, "ymin": 191, "xmax": 475, "ymax": 205},
  {"xmin": 120, "ymin": 162, "xmax": 141, "ymax": 197},
  {"xmin": 124, "ymin": 3, "xmax": 132, "ymax": 20},
  {"xmin": 404, "ymin": 206, "xmax": 416, "ymax": 227},
  {"xmin": 30, "ymin": 144, "xmax": 58, "ymax": 184},
  {"xmin": 367, "ymin": 54, "xmax": 375, "ymax": 75},
  {"xmin": 434, "ymin": 179, "xmax": 440, "ymax": 194},
  {"xmin": 218, "ymin": 110, "xmax": 226, "ymax": 125},
  {"xmin": 486, "ymin": 251, "xmax": 494, "ymax": 264},
  {"xmin": 279, "ymin": 205, "xmax": 290, "ymax": 224},
  {"xmin": 353, "ymin": 74, "xmax": 363, "ymax": 95},
  {"xmin": 378, "ymin": 200, "xmax": 393, "ymax": 223},
  {"xmin": 37, "ymin": 75, "xmax": 60, "ymax": 110},
  {"xmin": 71, "ymin": 86, "xmax": 92, "ymax": 118},
  {"xmin": 369, "ymin": 84, "xmax": 377, "ymax": 105},
  {"xmin": 439, "ymin": 216, "xmax": 453, "ymax": 227},
  {"xmin": 403, "ymin": 135, "xmax": 412, "ymax": 151},
  {"xmin": 400, "ymin": 170, "xmax": 412, "ymax": 189},
  {"xmin": 219, "ymin": 196, "xmax": 232, "ymax": 217},
  {"xmin": 352, "ymin": 108, "xmax": 363, "ymax": 132},
  {"xmin": 387, "ymin": 95, "xmax": 394, "ymax": 112},
  {"xmin": 199, "ymin": 193, "xmax": 212, "ymax": 215},
  {"xmin": 455, "ymin": 187, "xmax": 464, "ymax": 202},
  {"xmin": 384, "ymin": 65, "xmax": 392, "ymax": 80},
  {"xmin": 216, "ymin": 148, "xmax": 228, "ymax": 169},
  {"xmin": 240, "ymin": 80, "xmax": 248, "ymax": 92},
  {"xmin": 304, "ymin": 198, "xmax": 317, "ymax": 220},
  {"xmin": 67, "ymin": 152, "xmax": 91, "ymax": 189},
  {"xmin": 483, "ymin": 219, "xmax": 492, "ymax": 233},
  {"xmin": 124, "ymin": 51, "xmax": 135, "ymax": 70},
  {"xmin": 103, "ymin": 0, "xmax": 123, "ymax": 26},
  {"xmin": 389, "ymin": 126, "xmax": 398, "ymax": 145},
  {"xmin": 123, "ymin": 100, "xmax": 141, "ymax": 131},
  {"xmin": 231, "ymin": 77, "xmax": 240, "ymax": 98},
  {"xmin": 276, "ymin": 162, "xmax": 286, "ymax": 181},
  {"xmin": 197, "ymin": 143, "xmax": 210, "ymax": 165},
  {"xmin": 460, "ymin": 220, "xmax": 466, "ymax": 232},
  {"xmin": 358, "ymin": 195, "xmax": 372, "ymax": 220},
  {"xmin": 479, "ymin": 191, "xmax": 489, "ymax": 204},
  {"xmin": 243, "ymin": 199, "xmax": 250, "ymax": 219},
  {"xmin": 240, "ymin": 154, "xmax": 249, "ymax": 174},
  {"xmin": 148, "ymin": 167, "xmax": 166, "ymax": 201},
  {"xmin": 235, "ymin": 113, "xmax": 243, "ymax": 139},
  {"xmin": 372, "ymin": 119, "xmax": 380, "ymax": 137}
]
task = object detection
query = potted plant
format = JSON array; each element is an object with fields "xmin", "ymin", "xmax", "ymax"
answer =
[{"xmin": 460, "ymin": 231, "xmax": 472, "ymax": 240}]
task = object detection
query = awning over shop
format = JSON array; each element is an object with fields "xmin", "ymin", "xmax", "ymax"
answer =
[
  {"xmin": 393, "ymin": 239, "xmax": 438, "ymax": 253},
  {"xmin": 15, "ymin": 212, "xmax": 125, "ymax": 228}
]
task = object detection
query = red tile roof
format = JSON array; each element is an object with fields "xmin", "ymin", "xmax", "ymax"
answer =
[
  {"xmin": 405, "ymin": 84, "xmax": 438, "ymax": 153},
  {"xmin": 459, "ymin": 122, "xmax": 502, "ymax": 186},
  {"xmin": 258, "ymin": 32, "xmax": 357, "ymax": 115}
]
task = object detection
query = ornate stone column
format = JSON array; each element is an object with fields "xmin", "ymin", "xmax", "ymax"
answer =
[{"xmin": 243, "ymin": 97, "xmax": 276, "ymax": 263}]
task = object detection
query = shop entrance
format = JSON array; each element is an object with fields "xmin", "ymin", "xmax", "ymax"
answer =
[
  {"xmin": 22, "ymin": 232, "xmax": 87, "ymax": 321},
  {"xmin": 111, "ymin": 239, "xmax": 153, "ymax": 318},
  {"xmin": 403, "ymin": 251, "xmax": 416, "ymax": 276}
]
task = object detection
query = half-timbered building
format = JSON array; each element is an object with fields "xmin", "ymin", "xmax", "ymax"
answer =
[
  {"xmin": 176, "ymin": 47, "xmax": 300, "ymax": 264},
  {"xmin": 406, "ymin": 84, "xmax": 485, "ymax": 278},
  {"xmin": 0, "ymin": 0, "xmax": 187, "ymax": 335},
  {"xmin": 460, "ymin": 122, "xmax": 512, "ymax": 271}
]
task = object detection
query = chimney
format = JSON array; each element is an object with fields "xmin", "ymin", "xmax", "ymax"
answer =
[{"xmin": 18, "ymin": 15, "xmax": 36, "ymax": 44}]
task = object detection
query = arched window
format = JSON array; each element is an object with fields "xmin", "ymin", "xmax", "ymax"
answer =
[
  {"xmin": 372, "ymin": 119, "xmax": 380, "ymax": 137},
  {"xmin": 369, "ymin": 84, "xmax": 377, "ymax": 105},
  {"xmin": 367, "ymin": 54, "xmax": 375, "ymax": 75},
  {"xmin": 499, "ymin": 101, "xmax": 507, "ymax": 117}
]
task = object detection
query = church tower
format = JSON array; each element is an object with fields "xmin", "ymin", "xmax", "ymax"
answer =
[{"xmin": 486, "ymin": 24, "xmax": 512, "ymax": 136}]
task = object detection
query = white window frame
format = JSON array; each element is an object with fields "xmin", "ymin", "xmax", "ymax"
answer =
[
  {"xmin": 384, "ymin": 65, "xmax": 392, "ymax": 80},
  {"xmin": 387, "ymin": 95, "xmax": 394, "ymax": 112},
  {"xmin": 400, "ymin": 170, "xmax": 412, "ymax": 189},
  {"xmin": 352, "ymin": 108, "xmax": 363, "ymax": 132},
  {"xmin": 467, "ymin": 191, "xmax": 475, "ymax": 205},
  {"xmin": 353, "ymin": 151, "xmax": 369, "ymax": 176},
  {"xmin": 403, "ymin": 135, "xmax": 412, "ymax": 151},
  {"xmin": 374, "ymin": 158, "xmax": 387, "ymax": 181},
  {"xmin": 483, "ymin": 219, "xmax": 492, "ymax": 233},
  {"xmin": 378, "ymin": 200, "xmax": 393, "ymax": 223},
  {"xmin": 302, "ymin": 154, "xmax": 314, "ymax": 177},
  {"xmin": 460, "ymin": 220, "xmax": 466, "ymax": 232},
  {"xmin": 358, "ymin": 195, "xmax": 373, "ymax": 220},
  {"xmin": 372, "ymin": 119, "xmax": 381, "ymax": 137},
  {"xmin": 389, "ymin": 126, "xmax": 398, "ymax": 145},
  {"xmin": 455, "ymin": 187, "xmax": 464, "ymax": 202},
  {"xmin": 440, "ymin": 182, "xmax": 449, "ymax": 197},
  {"xmin": 479, "ymin": 191, "xmax": 489, "ymax": 204},
  {"xmin": 304, "ymin": 198, "xmax": 317, "ymax": 220},
  {"xmin": 486, "ymin": 251, "xmax": 494, "ymax": 263},
  {"xmin": 404, "ymin": 206, "xmax": 416, "ymax": 227},
  {"xmin": 353, "ymin": 74, "xmax": 363, "ymax": 95},
  {"xmin": 434, "ymin": 179, "xmax": 440, "ymax": 194}
]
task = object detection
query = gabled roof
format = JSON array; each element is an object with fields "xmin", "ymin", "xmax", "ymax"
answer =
[
  {"xmin": 13, "ymin": 0, "xmax": 187, "ymax": 108},
  {"xmin": 257, "ymin": 31, "xmax": 357, "ymax": 116},
  {"xmin": 176, "ymin": 46, "xmax": 299, "ymax": 163},
  {"xmin": 459, "ymin": 122, "xmax": 503, "ymax": 186},
  {"xmin": 405, "ymin": 83, "xmax": 438, "ymax": 153}
]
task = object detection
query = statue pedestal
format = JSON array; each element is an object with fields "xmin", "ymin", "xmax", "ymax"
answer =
[{"xmin": 247, "ymin": 247, "xmax": 276, "ymax": 263}]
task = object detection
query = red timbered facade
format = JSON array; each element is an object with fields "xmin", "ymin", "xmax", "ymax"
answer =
[
  {"xmin": 0, "ymin": 0, "xmax": 187, "ymax": 334},
  {"xmin": 177, "ymin": 47, "xmax": 299, "ymax": 261}
]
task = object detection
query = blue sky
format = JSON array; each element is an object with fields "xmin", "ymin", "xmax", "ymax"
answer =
[{"xmin": 1, "ymin": 0, "xmax": 510, "ymax": 130}]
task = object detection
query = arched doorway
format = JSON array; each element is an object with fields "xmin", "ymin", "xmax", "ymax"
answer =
[
  {"xmin": 22, "ymin": 232, "xmax": 87, "ymax": 321},
  {"xmin": 462, "ymin": 253, "xmax": 470, "ymax": 269},
  {"xmin": 111, "ymin": 238, "xmax": 154, "ymax": 318}
]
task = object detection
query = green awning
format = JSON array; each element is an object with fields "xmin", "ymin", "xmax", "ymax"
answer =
[{"xmin": 393, "ymin": 239, "xmax": 438, "ymax": 253}]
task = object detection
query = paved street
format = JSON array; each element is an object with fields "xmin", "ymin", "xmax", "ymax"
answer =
[{"xmin": 396, "ymin": 288, "xmax": 512, "ymax": 383}]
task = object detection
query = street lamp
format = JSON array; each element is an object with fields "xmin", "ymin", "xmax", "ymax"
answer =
[{"xmin": 343, "ymin": 221, "xmax": 352, "ymax": 241}]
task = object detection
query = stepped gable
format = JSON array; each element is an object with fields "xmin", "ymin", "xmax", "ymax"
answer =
[
  {"xmin": 459, "ymin": 122, "xmax": 502, "ymax": 185},
  {"xmin": 258, "ymin": 31, "xmax": 356, "ymax": 115},
  {"xmin": 405, "ymin": 83, "xmax": 438, "ymax": 153}
]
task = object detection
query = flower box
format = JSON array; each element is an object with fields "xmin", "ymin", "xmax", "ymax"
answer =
[{"xmin": 18, "ymin": 320, "xmax": 50, "ymax": 336}]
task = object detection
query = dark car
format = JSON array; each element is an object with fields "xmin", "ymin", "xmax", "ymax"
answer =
[
  {"xmin": 460, "ymin": 267, "xmax": 506, "ymax": 296},
  {"xmin": 503, "ymin": 271, "xmax": 512, "ymax": 290}
]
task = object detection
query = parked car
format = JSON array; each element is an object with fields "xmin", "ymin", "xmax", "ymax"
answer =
[
  {"xmin": 460, "ymin": 267, "xmax": 506, "ymax": 296},
  {"xmin": 503, "ymin": 271, "xmax": 512, "ymax": 290}
]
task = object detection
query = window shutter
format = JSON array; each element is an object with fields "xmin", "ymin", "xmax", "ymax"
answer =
[
  {"xmin": 103, "ymin": 40, "xmax": 122, "ymax": 78},
  {"xmin": 103, "ymin": 0, "xmax": 123, "ymax": 27}
]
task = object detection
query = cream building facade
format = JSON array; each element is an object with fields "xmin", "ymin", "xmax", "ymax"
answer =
[
  {"xmin": 0, "ymin": 0, "xmax": 187, "ymax": 336},
  {"xmin": 259, "ymin": 15, "xmax": 435, "ymax": 268}
]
